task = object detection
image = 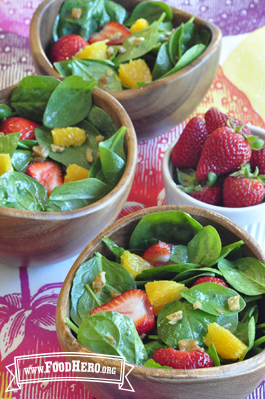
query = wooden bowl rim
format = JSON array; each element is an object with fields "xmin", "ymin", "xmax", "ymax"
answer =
[
  {"xmin": 0, "ymin": 85, "xmax": 137, "ymax": 220},
  {"xmin": 56, "ymin": 205, "xmax": 265, "ymax": 381},
  {"xmin": 30, "ymin": 0, "xmax": 222, "ymax": 100}
]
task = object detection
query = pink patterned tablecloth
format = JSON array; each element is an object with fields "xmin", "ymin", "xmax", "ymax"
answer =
[{"xmin": 0, "ymin": 1, "xmax": 265, "ymax": 398}]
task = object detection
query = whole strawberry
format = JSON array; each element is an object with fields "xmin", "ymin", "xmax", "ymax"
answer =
[
  {"xmin": 195, "ymin": 126, "xmax": 252, "ymax": 181},
  {"xmin": 189, "ymin": 183, "xmax": 222, "ymax": 206},
  {"xmin": 49, "ymin": 34, "xmax": 89, "ymax": 63},
  {"xmin": 192, "ymin": 277, "xmax": 227, "ymax": 287},
  {"xmin": 0, "ymin": 116, "xmax": 39, "ymax": 140},
  {"xmin": 171, "ymin": 116, "xmax": 209, "ymax": 169},
  {"xmin": 223, "ymin": 164, "xmax": 265, "ymax": 207},
  {"xmin": 152, "ymin": 348, "xmax": 214, "ymax": 369},
  {"xmin": 250, "ymin": 146, "xmax": 265, "ymax": 175},
  {"xmin": 205, "ymin": 107, "xmax": 251, "ymax": 136}
]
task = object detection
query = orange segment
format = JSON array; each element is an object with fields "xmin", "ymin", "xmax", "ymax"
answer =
[
  {"xmin": 0, "ymin": 154, "xmax": 13, "ymax": 175},
  {"xmin": 64, "ymin": 164, "xmax": 89, "ymax": 183},
  {"xmin": 145, "ymin": 281, "xmax": 185, "ymax": 316},
  {"xmin": 130, "ymin": 18, "xmax": 150, "ymax": 33},
  {"xmin": 204, "ymin": 322, "xmax": 248, "ymax": 360},
  {"xmin": 120, "ymin": 250, "xmax": 153, "ymax": 279},
  {"xmin": 75, "ymin": 42, "xmax": 107, "ymax": 59},
  {"xmin": 118, "ymin": 59, "xmax": 152, "ymax": 88},
  {"xmin": 51, "ymin": 127, "xmax": 86, "ymax": 147}
]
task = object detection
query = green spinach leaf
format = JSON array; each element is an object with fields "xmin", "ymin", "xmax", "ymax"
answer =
[
  {"xmin": 0, "ymin": 132, "xmax": 20, "ymax": 156},
  {"xmin": 12, "ymin": 149, "xmax": 32, "ymax": 172}
]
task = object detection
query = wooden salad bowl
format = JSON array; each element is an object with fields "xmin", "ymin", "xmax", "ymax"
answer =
[
  {"xmin": 56, "ymin": 205, "xmax": 265, "ymax": 399},
  {"xmin": 30, "ymin": 0, "xmax": 222, "ymax": 141},
  {"xmin": 0, "ymin": 86, "xmax": 137, "ymax": 267}
]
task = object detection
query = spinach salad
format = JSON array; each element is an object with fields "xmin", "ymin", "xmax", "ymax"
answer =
[
  {"xmin": 52, "ymin": 0, "xmax": 210, "ymax": 90},
  {"xmin": 66, "ymin": 210, "xmax": 265, "ymax": 367},
  {"xmin": 0, "ymin": 75, "xmax": 127, "ymax": 212}
]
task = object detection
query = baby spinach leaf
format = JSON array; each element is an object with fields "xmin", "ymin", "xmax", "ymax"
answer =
[
  {"xmin": 207, "ymin": 343, "xmax": 220, "ymax": 366},
  {"xmin": 174, "ymin": 272, "xmax": 218, "ymax": 286},
  {"xmin": 152, "ymin": 42, "xmax": 174, "ymax": 80},
  {"xmin": 35, "ymin": 120, "xmax": 102, "ymax": 170},
  {"xmin": 187, "ymin": 225, "xmax": 222, "ymax": 267},
  {"xmin": 102, "ymin": 236, "xmax": 125, "ymax": 261},
  {"xmin": 86, "ymin": 105, "xmax": 117, "ymax": 139},
  {"xmin": 12, "ymin": 149, "xmax": 32, "ymax": 172},
  {"xmin": 240, "ymin": 301, "xmax": 258, "ymax": 324},
  {"xmin": 0, "ymin": 104, "xmax": 13, "ymax": 119},
  {"xmin": 55, "ymin": 58, "xmax": 123, "ymax": 92},
  {"xmin": 209, "ymin": 240, "xmax": 244, "ymax": 266},
  {"xmin": 0, "ymin": 132, "xmax": 20, "ymax": 156},
  {"xmin": 77, "ymin": 311, "xmax": 147, "ymax": 364},
  {"xmin": 135, "ymin": 263, "xmax": 201, "ymax": 283},
  {"xmin": 43, "ymin": 76, "xmax": 97, "ymax": 128},
  {"xmin": 160, "ymin": 43, "xmax": 206, "ymax": 79},
  {"xmin": 170, "ymin": 245, "xmax": 189, "ymax": 264},
  {"xmin": 157, "ymin": 300, "xmax": 238, "ymax": 347},
  {"xmin": 11, "ymin": 75, "xmax": 60, "ymax": 123},
  {"xmin": 218, "ymin": 258, "xmax": 265, "ymax": 295},
  {"xmin": 143, "ymin": 358, "xmax": 172, "ymax": 369},
  {"xmin": 46, "ymin": 177, "xmax": 112, "ymax": 212},
  {"xmin": 16, "ymin": 139, "xmax": 38, "ymax": 150},
  {"xmin": 168, "ymin": 24, "xmax": 183, "ymax": 64},
  {"xmin": 125, "ymin": 1, "xmax": 172, "ymax": 26},
  {"xmin": 129, "ymin": 210, "xmax": 203, "ymax": 250},
  {"xmin": 173, "ymin": 267, "xmax": 223, "ymax": 283},
  {"xmin": 0, "ymin": 171, "xmax": 48, "ymax": 211},
  {"xmin": 144, "ymin": 340, "xmax": 167, "ymax": 358},
  {"xmin": 181, "ymin": 282, "xmax": 246, "ymax": 317},
  {"xmin": 178, "ymin": 17, "xmax": 196, "ymax": 58},
  {"xmin": 70, "ymin": 252, "xmax": 136, "ymax": 326},
  {"xmin": 116, "ymin": 13, "xmax": 165, "ymax": 63}
]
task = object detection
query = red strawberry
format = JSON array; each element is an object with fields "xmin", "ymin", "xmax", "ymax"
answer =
[
  {"xmin": 222, "ymin": 165, "xmax": 265, "ymax": 208},
  {"xmin": 90, "ymin": 289, "xmax": 155, "ymax": 336},
  {"xmin": 89, "ymin": 22, "xmax": 131, "ymax": 45},
  {"xmin": 250, "ymin": 147, "xmax": 265, "ymax": 175},
  {"xmin": 25, "ymin": 161, "xmax": 63, "ymax": 196},
  {"xmin": 49, "ymin": 34, "xmax": 89, "ymax": 63},
  {"xmin": 152, "ymin": 348, "xmax": 214, "ymax": 369},
  {"xmin": 192, "ymin": 277, "xmax": 227, "ymax": 287},
  {"xmin": 205, "ymin": 107, "xmax": 251, "ymax": 136},
  {"xmin": 0, "ymin": 116, "xmax": 39, "ymax": 140},
  {"xmin": 195, "ymin": 126, "xmax": 252, "ymax": 181},
  {"xmin": 189, "ymin": 183, "xmax": 222, "ymax": 206},
  {"xmin": 142, "ymin": 241, "xmax": 172, "ymax": 267},
  {"xmin": 171, "ymin": 117, "xmax": 209, "ymax": 169}
]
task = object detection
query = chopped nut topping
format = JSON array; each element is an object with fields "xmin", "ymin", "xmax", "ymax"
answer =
[
  {"xmin": 96, "ymin": 134, "xmax": 104, "ymax": 143},
  {"xmin": 32, "ymin": 156, "xmax": 46, "ymax": 162},
  {"xmin": 51, "ymin": 144, "xmax": 65, "ymax": 153},
  {"xmin": 166, "ymin": 310, "xmax": 183, "ymax": 325},
  {"xmin": 86, "ymin": 147, "xmax": 93, "ymax": 163},
  {"xmin": 118, "ymin": 46, "xmax": 127, "ymax": 54},
  {"xmin": 0, "ymin": 132, "xmax": 4, "ymax": 137},
  {"xmin": 106, "ymin": 333, "xmax": 116, "ymax": 345},
  {"xmin": 140, "ymin": 333, "xmax": 146, "ymax": 340},
  {"xmin": 132, "ymin": 37, "xmax": 145, "ymax": 46},
  {"xmin": 98, "ymin": 76, "xmax": 109, "ymax": 90},
  {"xmin": 106, "ymin": 69, "xmax": 113, "ymax": 77},
  {"xmin": 106, "ymin": 46, "xmax": 115, "ymax": 57},
  {"xmin": 178, "ymin": 339, "xmax": 204, "ymax": 352},
  {"xmin": 109, "ymin": 31, "xmax": 122, "ymax": 41},
  {"xmin": 110, "ymin": 290, "xmax": 121, "ymax": 299},
  {"xmin": 96, "ymin": 151, "xmax": 100, "ymax": 158},
  {"xmin": 32, "ymin": 145, "xmax": 49, "ymax": 159},
  {"xmin": 193, "ymin": 301, "xmax": 202, "ymax": 310},
  {"xmin": 228, "ymin": 295, "xmax": 240, "ymax": 311},
  {"xmin": 92, "ymin": 272, "xmax": 106, "ymax": 295},
  {"xmin": 216, "ymin": 308, "xmax": 226, "ymax": 314},
  {"xmin": 72, "ymin": 8, "xmax": 82, "ymax": 20}
]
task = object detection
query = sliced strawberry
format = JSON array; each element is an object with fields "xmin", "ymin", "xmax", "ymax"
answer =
[
  {"xmin": 49, "ymin": 34, "xmax": 89, "ymax": 63},
  {"xmin": 142, "ymin": 241, "xmax": 172, "ymax": 267},
  {"xmin": 192, "ymin": 277, "xmax": 228, "ymax": 287},
  {"xmin": 153, "ymin": 348, "xmax": 214, "ymax": 369},
  {"xmin": 25, "ymin": 161, "xmax": 63, "ymax": 196},
  {"xmin": 89, "ymin": 22, "xmax": 131, "ymax": 45},
  {"xmin": 90, "ymin": 288, "xmax": 155, "ymax": 336},
  {"xmin": 0, "ymin": 116, "xmax": 39, "ymax": 140}
]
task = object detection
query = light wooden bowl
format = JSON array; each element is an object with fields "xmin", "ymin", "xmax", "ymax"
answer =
[
  {"xmin": 0, "ymin": 85, "xmax": 137, "ymax": 267},
  {"xmin": 56, "ymin": 205, "xmax": 265, "ymax": 399},
  {"xmin": 30, "ymin": 0, "xmax": 222, "ymax": 141}
]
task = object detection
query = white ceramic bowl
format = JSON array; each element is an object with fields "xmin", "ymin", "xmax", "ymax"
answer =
[{"xmin": 162, "ymin": 125, "xmax": 265, "ymax": 249}]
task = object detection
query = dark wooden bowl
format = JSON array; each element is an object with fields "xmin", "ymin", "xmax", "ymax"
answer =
[
  {"xmin": 30, "ymin": 0, "xmax": 222, "ymax": 141},
  {"xmin": 0, "ymin": 86, "xmax": 137, "ymax": 267},
  {"xmin": 56, "ymin": 205, "xmax": 265, "ymax": 399}
]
